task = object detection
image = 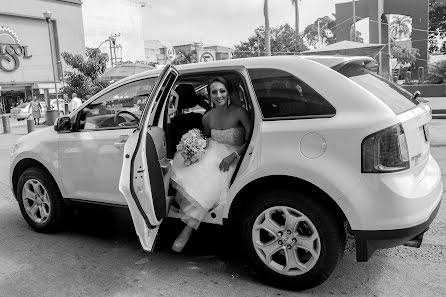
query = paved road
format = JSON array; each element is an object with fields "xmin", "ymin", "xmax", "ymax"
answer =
[{"xmin": 0, "ymin": 118, "xmax": 445, "ymax": 297}]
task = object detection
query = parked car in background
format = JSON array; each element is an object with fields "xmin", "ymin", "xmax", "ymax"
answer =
[
  {"xmin": 50, "ymin": 99, "xmax": 66, "ymax": 116},
  {"xmin": 10, "ymin": 56, "xmax": 442, "ymax": 290},
  {"xmin": 10, "ymin": 102, "xmax": 46, "ymax": 121}
]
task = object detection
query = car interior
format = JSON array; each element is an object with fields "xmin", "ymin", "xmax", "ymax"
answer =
[
  {"xmin": 249, "ymin": 68, "xmax": 335, "ymax": 118},
  {"xmin": 151, "ymin": 71, "xmax": 254, "ymax": 160}
]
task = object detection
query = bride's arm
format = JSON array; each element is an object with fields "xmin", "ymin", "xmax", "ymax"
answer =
[
  {"xmin": 233, "ymin": 108, "xmax": 251, "ymax": 156},
  {"xmin": 219, "ymin": 108, "xmax": 251, "ymax": 172},
  {"xmin": 202, "ymin": 112, "xmax": 211, "ymax": 138}
]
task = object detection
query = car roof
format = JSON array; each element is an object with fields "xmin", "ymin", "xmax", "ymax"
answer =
[{"xmin": 105, "ymin": 55, "xmax": 374, "ymax": 91}]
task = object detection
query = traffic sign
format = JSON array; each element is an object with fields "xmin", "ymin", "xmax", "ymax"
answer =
[
  {"xmin": 166, "ymin": 47, "xmax": 176, "ymax": 61},
  {"xmin": 199, "ymin": 51, "xmax": 215, "ymax": 62}
]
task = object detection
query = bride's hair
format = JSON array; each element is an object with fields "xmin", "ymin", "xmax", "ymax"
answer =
[{"xmin": 207, "ymin": 76, "xmax": 233, "ymax": 97}]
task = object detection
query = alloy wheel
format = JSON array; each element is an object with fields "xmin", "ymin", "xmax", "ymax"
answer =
[
  {"xmin": 252, "ymin": 206, "xmax": 321, "ymax": 276},
  {"xmin": 22, "ymin": 179, "xmax": 51, "ymax": 224}
]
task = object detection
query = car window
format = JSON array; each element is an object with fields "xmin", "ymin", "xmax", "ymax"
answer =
[
  {"xmin": 248, "ymin": 68, "xmax": 335, "ymax": 119},
  {"xmin": 337, "ymin": 63, "xmax": 418, "ymax": 114},
  {"xmin": 78, "ymin": 78, "xmax": 157, "ymax": 130}
]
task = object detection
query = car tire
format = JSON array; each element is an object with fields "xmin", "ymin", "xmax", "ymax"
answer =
[
  {"xmin": 240, "ymin": 189, "xmax": 345, "ymax": 291},
  {"xmin": 17, "ymin": 167, "xmax": 67, "ymax": 233}
]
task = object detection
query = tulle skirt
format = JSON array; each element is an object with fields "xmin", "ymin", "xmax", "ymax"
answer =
[{"xmin": 170, "ymin": 139, "xmax": 240, "ymax": 229}]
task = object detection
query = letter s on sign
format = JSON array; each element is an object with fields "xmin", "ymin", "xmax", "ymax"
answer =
[{"xmin": 0, "ymin": 45, "xmax": 20, "ymax": 72}]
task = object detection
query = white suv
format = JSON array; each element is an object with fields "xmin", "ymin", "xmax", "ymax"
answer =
[{"xmin": 10, "ymin": 56, "xmax": 443, "ymax": 290}]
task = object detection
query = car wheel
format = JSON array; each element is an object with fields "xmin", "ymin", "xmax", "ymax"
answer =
[
  {"xmin": 17, "ymin": 167, "xmax": 67, "ymax": 233},
  {"xmin": 240, "ymin": 190, "xmax": 345, "ymax": 291}
]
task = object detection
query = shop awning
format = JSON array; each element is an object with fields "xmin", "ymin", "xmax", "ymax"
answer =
[{"xmin": 35, "ymin": 83, "xmax": 63, "ymax": 94}]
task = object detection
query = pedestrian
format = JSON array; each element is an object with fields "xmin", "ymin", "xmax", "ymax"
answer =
[
  {"xmin": 70, "ymin": 92, "xmax": 82, "ymax": 111},
  {"xmin": 28, "ymin": 96, "xmax": 42, "ymax": 125}
]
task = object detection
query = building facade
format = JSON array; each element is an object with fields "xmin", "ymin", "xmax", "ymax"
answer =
[
  {"xmin": 82, "ymin": 0, "xmax": 148, "ymax": 67},
  {"xmin": 0, "ymin": 0, "xmax": 85, "ymax": 112},
  {"xmin": 335, "ymin": 0, "xmax": 429, "ymax": 78}
]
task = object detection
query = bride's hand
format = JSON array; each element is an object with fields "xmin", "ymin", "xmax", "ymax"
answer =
[{"xmin": 219, "ymin": 153, "xmax": 238, "ymax": 172}]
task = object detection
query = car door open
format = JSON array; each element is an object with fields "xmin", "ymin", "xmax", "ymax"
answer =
[{"xmin": 119, "ymin": 64, "xmax": 179, "ymax": 251}]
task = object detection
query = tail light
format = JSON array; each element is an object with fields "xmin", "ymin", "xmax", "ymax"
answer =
[{"xmin": 362, "ymin": 123, "xmax": 409, "ymax": 173}]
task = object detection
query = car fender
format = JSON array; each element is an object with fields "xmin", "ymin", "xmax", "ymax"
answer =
[
  {"xmin": 9, "ymin": 129, "xmax": 65, "ymax": 198},
  {"xmin": 224, "ymin": 164, "xmax": 361, "ymax": 225}
]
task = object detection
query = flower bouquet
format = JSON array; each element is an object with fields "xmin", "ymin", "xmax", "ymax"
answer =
[{"xmin": 176, "ymin": 128, "xmax": 207, "ymax": 166}]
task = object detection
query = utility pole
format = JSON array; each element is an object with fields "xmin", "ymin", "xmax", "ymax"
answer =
[
  {"xmin": 264, "ymin": 0, "xmax": 271, "ymax": 56},
  {"xmin": 109, "ymin": 36, "xmax": 114, "ymax": 67},
  {"xmin": 352, "ymin": 0, "xmax": 356, "ymax": 42},
  {"xmin": 317, "ymin": 20, "xmax": 322, "ymax": 48},
  {"xmin": 108, "ymin": 33, "xmax": 120, "ymax": 67},
  {"xmin": 257, "ymin": 36, "xmax": 260, "ymax": 57}
]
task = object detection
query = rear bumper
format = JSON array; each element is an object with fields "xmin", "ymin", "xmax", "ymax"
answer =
[{"xmin": 352, "ymin": 198, "xmax": 441, "ymax": 262}]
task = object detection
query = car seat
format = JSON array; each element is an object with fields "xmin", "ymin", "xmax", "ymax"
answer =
[{"xmin": 167, "ymin": 84, "xmax": 204, "ymax": 158}]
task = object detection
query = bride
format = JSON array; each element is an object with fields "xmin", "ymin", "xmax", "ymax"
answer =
[{"xmin": 170, "ymin": 76, "xmax": 251, "ymax": 252}]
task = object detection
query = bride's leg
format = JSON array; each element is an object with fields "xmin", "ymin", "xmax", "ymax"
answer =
[{"xmin": 172, "ymin": 224, "xmax": 194, "ymax": 252}]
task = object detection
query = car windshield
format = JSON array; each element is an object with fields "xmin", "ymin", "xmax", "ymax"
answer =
[
  {"xmin": 17, "ymin": 103, "xmax": 29, "ymax": 108},
  {"xmin": 337, "ymin": 63, "xmax": 419, "ymax": 114}
]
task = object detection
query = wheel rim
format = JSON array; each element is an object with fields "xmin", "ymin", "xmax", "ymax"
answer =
[
  {"xmin": 252, "ymin": 206, "xmax": 321, "ymax": 276},
  {"xmin": 22, "ymin": 179, "xmax": 51, "ymax": 224}
]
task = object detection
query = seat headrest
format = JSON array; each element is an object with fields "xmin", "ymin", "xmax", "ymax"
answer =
[{"xmin": 175, "ymin": 84, "xmax": 199, "ymax": 110}]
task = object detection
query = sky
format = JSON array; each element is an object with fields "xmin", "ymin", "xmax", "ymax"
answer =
[{"xmin": 142, "ymin": 0, "xmax": 338, "ymax": 48}]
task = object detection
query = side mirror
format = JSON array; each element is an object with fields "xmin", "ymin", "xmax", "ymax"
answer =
[
  {"xmin": 54, "ymin": 116, "xmax": 72, "ymax": 132},
  {"xmin": 413, "ymin": 90, "xmax": 421, "ymax": 100}
]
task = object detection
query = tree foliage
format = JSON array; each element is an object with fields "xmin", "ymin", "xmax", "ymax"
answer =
[
  {"xmin": 172, "ymin": 50, "xmax": 198, "ymax": 65},
  {"xmin": 390, "ymin": 44, "xmax": 420, "ymax": 78},
  {"xmin": 428, "ymin": 0, "xmax": 446, "ymax": 53},
  {"xmin": 391, "ymin": 44, "xmax": 420, "ymax": 66},
  {"xmin": 426, "ymin": 60, "xmax": 446, "ymax": 83},
  {"xmin": 61, "ymin": 48, "xmax": 109, "ymax": 98},
  {"xmin": 389, "ymin": 15, "xmax": 412, "ymax": 41},
  {"xmin": 303, "ymin": 15, "xmax": 337, "ymax": 47},
  {"xmin": 233, "ymin": 24, "xmax": 307, "ymax": 58}
]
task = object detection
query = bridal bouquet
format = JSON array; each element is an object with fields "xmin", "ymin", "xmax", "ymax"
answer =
[{"xmin": 176, "ymin": 128, "xmax": 207, "ymax": 166}]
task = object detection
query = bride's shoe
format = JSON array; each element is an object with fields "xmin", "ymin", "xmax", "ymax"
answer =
[{"xmin": 172, "ymin": 225, "xmax": 193, "ymax": 252}]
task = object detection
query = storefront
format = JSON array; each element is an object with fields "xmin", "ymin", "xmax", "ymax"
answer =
[{"xmin": 0, "ymin": 0, "xmax": 85, "ymax": 113}]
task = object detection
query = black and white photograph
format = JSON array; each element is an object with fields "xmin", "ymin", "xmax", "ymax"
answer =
[{"xmin": 0, "ymin": 0, "xmax": 445, "ymax": 296}]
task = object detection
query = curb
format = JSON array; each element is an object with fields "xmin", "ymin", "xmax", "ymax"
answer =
[
  {"xmin": 431, "ymin": 143, "xmax": 446, "ymax": 147},
  {"xmin": 432, "ymin": 109, "xmax": 446, "ymax": 114}
]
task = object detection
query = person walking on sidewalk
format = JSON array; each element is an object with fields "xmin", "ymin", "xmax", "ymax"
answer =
[
  {"xmin": 70, "ymin": 93, "xmax": 82, "ymax": 111},
  {"xmin": 28, "ymin": 96, "xmax": 42, "ymax": 125}
]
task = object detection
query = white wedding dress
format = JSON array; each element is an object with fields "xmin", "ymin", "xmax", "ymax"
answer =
[{"xmin": 170, "ymin": 126, "xmax": 245, "ymax": 229}]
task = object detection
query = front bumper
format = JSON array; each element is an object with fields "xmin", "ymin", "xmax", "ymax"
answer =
[{"xmin": 352, "ymin": 198, "xmax": 441, "ymax": 262}]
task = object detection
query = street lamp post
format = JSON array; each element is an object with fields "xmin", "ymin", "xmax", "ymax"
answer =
[{"xmin": 43, "ymin": 11, "xmax": 59, "ymax": 125}]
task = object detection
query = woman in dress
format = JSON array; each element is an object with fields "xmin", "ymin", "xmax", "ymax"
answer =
[
  {"xmin": 170, "ymin": 76, "xmax": 251, "ymax": 252},
  {"xmin": 28, "ymin": 96, "xmax": 42, "ymax": 125}
]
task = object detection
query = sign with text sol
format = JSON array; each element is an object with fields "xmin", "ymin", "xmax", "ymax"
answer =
[{"xmin": 0, "ymin": 26, "xmax": 32, "ymax": 72}]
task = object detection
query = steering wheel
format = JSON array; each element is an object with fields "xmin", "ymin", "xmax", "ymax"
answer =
[{"xmin": 114, "ymin": 110, "xmax": 140, "ymax": 126}]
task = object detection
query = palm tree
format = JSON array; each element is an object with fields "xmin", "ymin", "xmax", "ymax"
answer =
[
  {"xmin": 264, "ymin": 0, "xmax": 271, "ymax": 56},
  {"xmin": 389, "ymin": 15, "xmax": 412, "ymax": 40},
  {"xmin": 290, "ymin": 0, "xmax": 302, "ymax": 50}
]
